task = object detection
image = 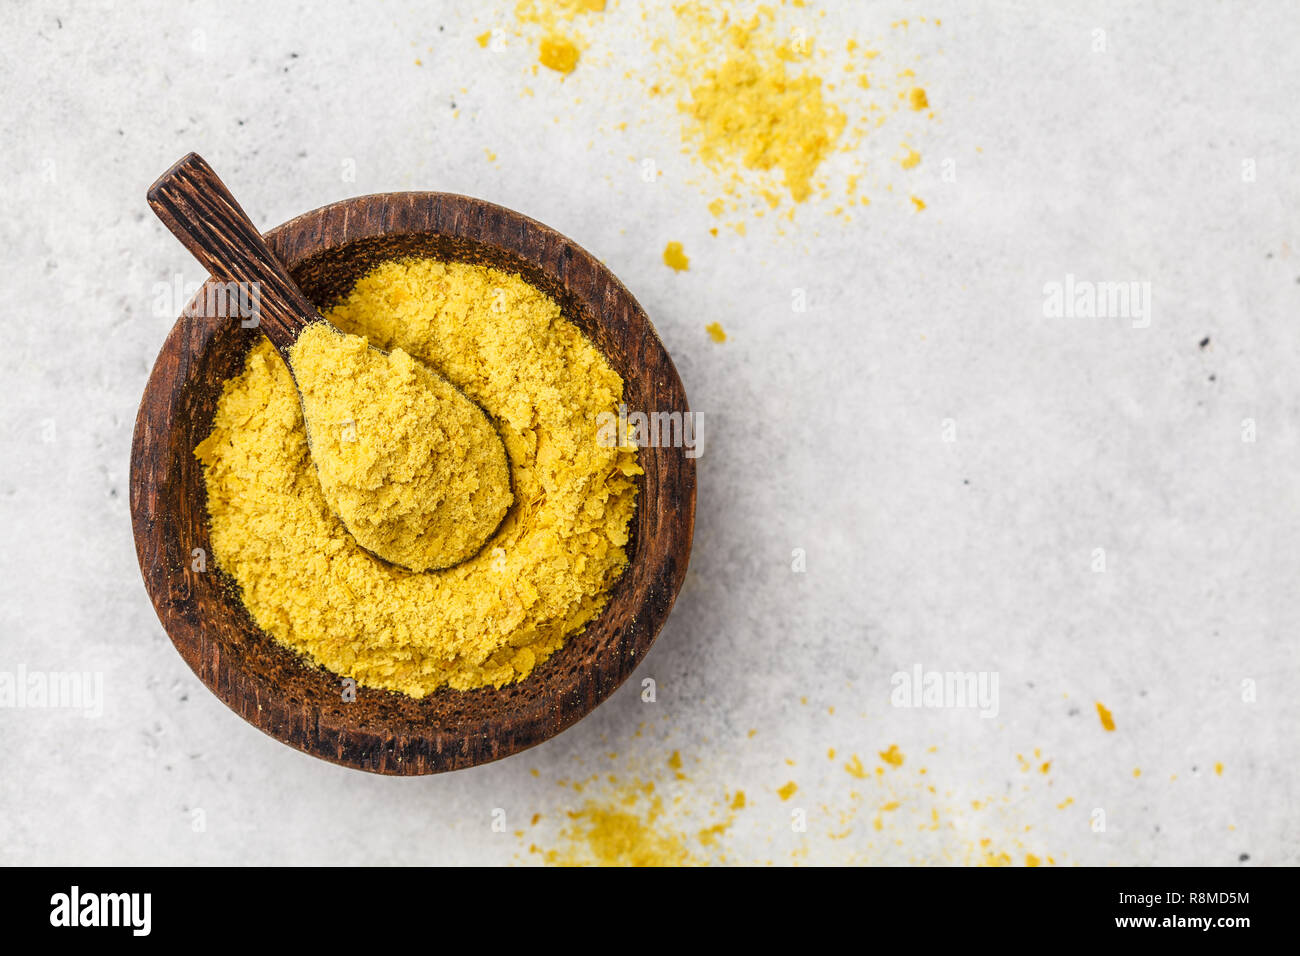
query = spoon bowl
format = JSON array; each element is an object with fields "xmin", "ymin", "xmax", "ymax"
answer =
[{"xmin": 129, "ymin": 187, "xmax": 695, "ymax": 774}]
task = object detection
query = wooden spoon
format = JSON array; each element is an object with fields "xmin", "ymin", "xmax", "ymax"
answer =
[{"xmin": 147, "ymin": 152, "xmax": 513, "ymax": 573}]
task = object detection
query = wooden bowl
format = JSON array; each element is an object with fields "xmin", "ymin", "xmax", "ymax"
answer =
[{"xmin": 130, "ymin": 193, "xmax": 696, "ymax": 775}]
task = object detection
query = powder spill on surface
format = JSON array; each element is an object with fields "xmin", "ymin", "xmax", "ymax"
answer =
[
  {"xmin": 514, "ymin": 0, "xmax": 606, "ymax": 74},
  {"xmin": 518, "ymin": 723, "xmax": 1081, "ymax": 867},
  {"xmin": 673, "ymin": 6, "xmax": 847, "ymax": 205},
  {"xmin": 196, "ymin": 258, "xmax": 641, "ymax": 697},
  {"xmin": 705, "ymin": 321, "xmax": 727, "ymax": 343},
  {"xmin": 489, "ymin": 0, "xmax": 940, "ymax": 222}
]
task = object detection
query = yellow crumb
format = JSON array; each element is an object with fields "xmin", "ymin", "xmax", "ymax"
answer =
[
  {"xmin": 1096, "ymin": 701, "xmax": 1116, "ymax": 732},
  {"xmin": 879, "ymin": 744, "xmax": 905, "ymax": 768},
  {"xmin": 663, "ymin": 241, "xmax": 690, "ymax": 271},
  {"xmin": 539, "ymin": 35, "xmax": 579, "ymax": 73}
]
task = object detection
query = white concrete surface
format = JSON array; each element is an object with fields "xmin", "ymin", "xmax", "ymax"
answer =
[{"xmin": 1, "ymin": 0, "xmax": 1297, "ymax": 865}]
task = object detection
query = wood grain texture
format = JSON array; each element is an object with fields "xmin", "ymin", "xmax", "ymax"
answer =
[
  {"xmin": 147, "ymin": 153, "xmax": 320, "ymax": 356},
  {"xmin": 130, "ymin": 191, "xmax": 696, "ymax": 775}
]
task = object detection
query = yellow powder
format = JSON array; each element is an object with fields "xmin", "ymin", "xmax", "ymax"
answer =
[
  {"xmin": 539, "ymin": 34, "xmax": 579, "ymax": 73},
  {"xmin": 879, "ymin": 744, "xmax": 905, "ymax": 768},
  {"xmin": 559, "ymin": 800, "xmax": 695, "ymax": 866},
  {"xmin": 287, "ymin": 323, "xmax": 512, "ymax": 572},
  {"xmin": 1096, "ymin": 701, "xmax": 1116, "ymax": 731},
  {"xmin": 476, "ymin": 30, "xmax": 491, "ymax": 48},
  {"xmin": 662, "ymin": 241, "xmax": 690, "ymax": 271},
  {"xmin": 705, "ymin": 321, "xmax": 726, "ymax": 343},
  {"xmin": 910, "ymin": 196, "xmax": 926, "ymax": 212},
  {"xmin": 908, "ymin": 87, "xmax": 929, "ymax": 110},
  {"xmin": 900, "ymin": 146, "xmax": 921, "ymax": 169},
  {"xmin": 777, "ymin": 781, "xmax": 798, "ymax": 800},
  {"xmin": 195, "ymin": 258, "xmax": 641, "ymax": 696},
  {"xmin": 679, "ymin": 16, "xmax": 847, "ymax": 203}
]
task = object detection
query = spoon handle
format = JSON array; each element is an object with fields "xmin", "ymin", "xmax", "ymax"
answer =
[{"xmin": 147, "ymin": 152, "xmax": 318, "ymax": 354}]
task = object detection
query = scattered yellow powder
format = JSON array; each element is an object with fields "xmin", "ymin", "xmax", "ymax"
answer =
[
  {"xmin": 907, "ymin": 87, "xmax": 929, "ymax": 110},
  {"xmin": 844, "ymin": 755, "xmax": 868, "ymax": 779},
  {"xmin": 558, "ymin": 799, "xmax": 695, "ymax": 866},
  {"xmin": 476, "ymin": 31, "xmax": 491, "ymax": 48},
  {"xmin": 539, "ymin": 34, "xmax": 580, "ymax": 73},
  {"xmin": 910, "ymin": 196, "xmax": 926, "ymax": 211},
  {"xmin": 662, "ymin": 241, "xmax": 690, "ymax": 271},
  {"xmin": 705, "ymin": 321, "xmax": 726, "ymax": 343},
  {"xmin": 287, "ymin": 323, "xmax": 513, "ymax": 572},
  {"xmin": 527, "ymin": 741, "xmax": 1062, "ymax": 867},
  {"xmin": 667, "ymin": 750, "xmax": 682, "ymax": 771},
  {"xmin": 879, "ymin": 744, "xmax": 905, "ymax": 768},
  {"xmin": 1133, "ymin": 768, "xmax": 1141, "ymax": 778},
  {"xmin": 1214, "ymin": 762, "xmax": 1223, "ymax": 776},
  {"xmin": 697, "ymin": 821, "xmax": 731, "ymax": 847},
  {"xmin": 900, "ymin": 146, "xmax": 921, "ymax": 169},
  {"xmin": 1039, "ymin": 761, "xmax": 1051, "ymax": 774},
  {"xmin": 1096, "ymin": 701, "xmax": 1116, "ymax": 732},
  {"xmin": 196, "ymin": 258, "xmax": 640, "ymax": 696}
]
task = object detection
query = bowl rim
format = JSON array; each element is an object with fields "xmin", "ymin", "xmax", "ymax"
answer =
[{"xmin": 130, "ymin": 189, "xmax": 696, "ymax": 774}]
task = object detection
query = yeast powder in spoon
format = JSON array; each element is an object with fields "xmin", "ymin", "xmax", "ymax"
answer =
[{"xmin": 288, "ymin": 322, "xmax": 513, "ymax": 572}]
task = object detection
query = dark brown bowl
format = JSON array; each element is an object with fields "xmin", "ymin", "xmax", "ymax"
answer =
[{"xmin": 130, "ymin": 192, "xmax": 696, "ymax": 775}]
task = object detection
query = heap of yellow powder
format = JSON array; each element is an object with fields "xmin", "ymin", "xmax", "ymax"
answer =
[
  {"xmin": 287, "ymin": 323, "xmax": 512, "ymax": 572},
  {"xmin": 195, "ymin": 258, "xmax": 641, "ymax": 696},
  {"xmin": 679, "ymin": 14, "xmax": 846, "ymax": 204}
]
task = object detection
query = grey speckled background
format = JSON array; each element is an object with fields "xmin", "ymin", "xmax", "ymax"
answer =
[{"xmin": 2, "ymin": 0, "xmax": 1297, "ymax": 865}]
